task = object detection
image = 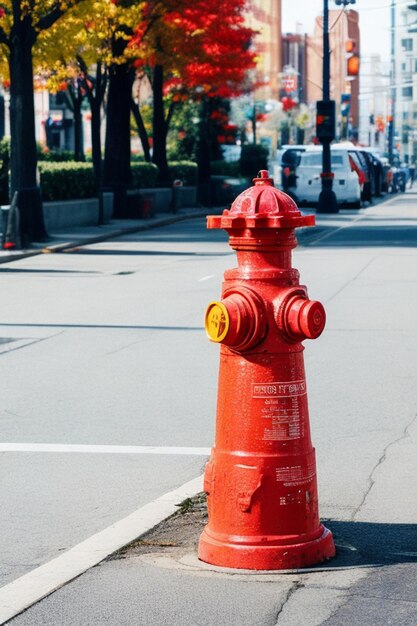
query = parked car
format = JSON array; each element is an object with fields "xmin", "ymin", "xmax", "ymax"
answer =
[
  {"xmin": 270, "ymin": 143, "xmax": 396, "ymax": 206},
  {"xmin": 333, "ymin": 143, "xmax": 383, "ymax": 202},
  {"xmin": 347, "ymin": 150, "xmax": 367, "ymax": 201},
  {"xmin": 355, "ymin": 150, "xmax": 376, "ymax": 201},
  {"xmin": 366, "ymin": 152, "xmax": 385, "ymax": 196},
  {"xmin": 268, "ymin": 145, "xmax": 307, "ymax": 192},
  {"xmin": 391, "ymin": 161, "xmax": 407, "ymax": 192},
  {"xmin": 379, "ymin": 157, "xmax": 394, "ymax": 192},
  {"xmin": 295, "ymin": 147, "xmax": 362, "ymax": 208}
]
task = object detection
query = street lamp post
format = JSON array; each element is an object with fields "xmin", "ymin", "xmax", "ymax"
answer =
[
  {"xmin": 388, "ymin": 0, "xmax": 396, "ymax": 164},
  {"xmin": 317, "ymin": 0, "xmax": 357, "ymax": 214},
  {"xmin": 317, "ymin": 0, "xmax": 339, "ymax": 213}
]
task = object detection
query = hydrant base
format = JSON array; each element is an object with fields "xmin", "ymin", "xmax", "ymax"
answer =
[{"xmin": 198, "ymin": 525, "xmax": 335, "ymax": 571}]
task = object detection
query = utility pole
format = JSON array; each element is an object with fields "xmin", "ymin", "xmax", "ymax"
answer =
[
  {"xmin": 388, "ymin": 0, "xmax": 396, "ymax": 164},
  {"xmin": 317, "ymin": 0, "xmax": 338, "ymax": 213}
]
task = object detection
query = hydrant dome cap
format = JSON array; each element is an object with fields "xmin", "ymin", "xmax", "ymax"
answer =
[{"xmin": 207, "ymin": 170, "xmax": 315, "ymax": 230}]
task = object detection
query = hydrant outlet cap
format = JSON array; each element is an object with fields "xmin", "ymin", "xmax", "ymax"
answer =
[
  {"xmin": 299, "ymin": 300, "xmax": 326, "ymax": 339},
  {"xmin": 205, "ymin": 301, "xmax": 230, "ymax": 342},
  {"xmin": 207, "ymin": 170, "xmax": 315, "ymax": 230}
]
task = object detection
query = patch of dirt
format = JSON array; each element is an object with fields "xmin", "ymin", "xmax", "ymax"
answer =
[{"xmin": 111, "ymin": 493, "xmax": 207, "ymax": 560}]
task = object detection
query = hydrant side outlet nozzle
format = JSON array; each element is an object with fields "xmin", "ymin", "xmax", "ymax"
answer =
[
  {"xmin": 198, "ymin": 171, "xmax": 335, "ymax": 571},
  {"xmin": 205, "ymin": 289, "xmax": 266, "ymax": 351},
  {"xmin": 279, "ymin": 294, "xmax": 326, "ymax": 342}
]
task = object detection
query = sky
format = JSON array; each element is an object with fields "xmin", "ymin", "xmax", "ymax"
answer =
[{"xmin": 282, "ymin": 0, "xmax": 391, "ymax": 62}]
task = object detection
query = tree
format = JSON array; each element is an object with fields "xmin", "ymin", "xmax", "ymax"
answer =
[
  {"xmin": 100, "ymin": 0, "xmax": 149, "ymax": 216},
  {"xmin": 64, "ymin": 79, "xmax": 85, "ymax": 161},
  {"xmin": 36, "ymin": 0, "xmax": 143, "ymax": 220},
  {"xmin": 103, "ymin": 43, "xmax": 134, "ymax": 216},
  {"xmin": 131, "ymin": 73, "xmax": 152, "ymax": 162},
  {"xmin": 0, "ymin": 0, "xmax": 90, "ymax": 244},
  {"xmin": 130, "ymin": 0, "xmax": 256, "ymax": 188}
]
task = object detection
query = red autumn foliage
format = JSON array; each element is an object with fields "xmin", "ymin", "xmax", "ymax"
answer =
[
  {"xmin": 281, "ymin": 97, "xmax": 297, "ymax": 112},
  {"xmin": 131, "ymin": 0, "xmax": 256, "ymax": 99}
]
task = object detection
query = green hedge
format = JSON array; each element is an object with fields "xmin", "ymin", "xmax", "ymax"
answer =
[
  {"xmin": 131, "ymin": 161, "xmax": 197, "ymax": 188},
  {"xmin": 169, "ymin": 161, "xmax": 198, "ymax": 186},
  {"xmin": 39, "ymin": 162, "xmax": 95, "ymax": 201},
  {"xmin": 37, "ymin": 144, "xmax": 76, "ymax": 162},
  {"xmin": 38, "ymin": 159, "xmax": 198, "ymax": 201},
  {"xmin": 131, "ymin": 162, "xmax": 159, "ymax": 188}
]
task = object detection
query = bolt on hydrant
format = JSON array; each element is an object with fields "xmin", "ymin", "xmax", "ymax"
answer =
[{"xmin": 198, "ymin": 171, "xmax": 335, "ymax": 570}]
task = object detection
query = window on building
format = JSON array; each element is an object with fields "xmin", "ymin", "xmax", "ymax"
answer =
[
  {"xmin": 403, "ymin": 86, "xmax": 413, "ymax": 98},
  {"xmin": 401, "ymin": 38, "xmax": 413, "ymax": 51},
  {"xmin": 402, "ymin": 63, "xmax": 407, "ymax": 70}
]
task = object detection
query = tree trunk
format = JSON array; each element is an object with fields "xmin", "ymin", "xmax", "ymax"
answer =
[
  {"xmin": 91, "ymin": 97, "xmax": 104, "ymax": 225},
  {"xmin": 67, "ymin": 84, "xmax": 84, "ymax": 161},
  {"xmin": 131, "ymin": 99, "xmax": 151, "ymax": 162},
  {"xmin": 90, "ymin": 63, "xmax": 105, "ymax": 193},
  {"xmin": 196, "ymin": 98, "xmax": 212, "ymax": 205},
  {"xmin": 81, "ymin": 61, "xmax": 106, "ymax": 222},
  {"xmin": 252, "ymin": 105, "xmax": 257, "ymax": 145},
  {"xmin": 296, "ymin": 127, "xmax": 305, "ymax": 145},
  {"xmin": 9, "ymin": 21, "xmax": 47, "ymax": 244},
  {"xmin": 152, "ymin": 65, "xmax": 170, "ymax": 185},
  {"xmin": 103, "ymin": 62, "xmax": 133, "ymax": 218},
  {"xmin": 91, "ymin": 97, "xmax": 102, "ymax": 190},
  {"xmin": 280, "ymin": 126, "xmax": 290, "ymax": 146}
]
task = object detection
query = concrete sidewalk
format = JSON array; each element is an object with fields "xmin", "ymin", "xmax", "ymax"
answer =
[{"xmin": 0, "ymin": 207, "xmax": 209, "ymax": 265}]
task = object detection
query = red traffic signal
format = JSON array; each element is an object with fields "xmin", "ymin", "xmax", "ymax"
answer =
[
  {"xmin": 345, "ymin": 39, "xmax": 356, "ymax": 53},
  {"xmin": 347, "ymin": 55, "xmax": 360, "ymax": 77},
  {"xmin": 316, "ymin": 100, "xmax": 336, "ymax": 142},
  {"xmin": 345, "ymin": 39, "xmax": 359, "ymax": 78}
]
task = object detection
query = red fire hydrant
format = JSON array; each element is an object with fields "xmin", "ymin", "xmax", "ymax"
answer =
[{"xmin": 198, "ymin": 171, "xmax": 335, "ymax": 570}]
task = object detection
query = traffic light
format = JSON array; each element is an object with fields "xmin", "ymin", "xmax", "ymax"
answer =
[
  {"xmin": 347, "ymin": 55, "xmax": 360, "ymax": 77},
  {"xmin": 376, "ymin": 115, "xmax": 385, "ymax": 132},
  {"xmin": 346, "ymin": 40, "xmax": 360, "ymax": 78},
  {"xmin": 316, "ymin": 100, "xmax": 336, "ymax": 142}
]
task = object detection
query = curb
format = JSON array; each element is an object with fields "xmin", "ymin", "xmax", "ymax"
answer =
[
  {"xmin": 0, "ymin": 209, "xmax": 208, "ymax": 266},
  {"xmin": 0, "ymin": 475, "xmax": 204, "ymax": 625}
]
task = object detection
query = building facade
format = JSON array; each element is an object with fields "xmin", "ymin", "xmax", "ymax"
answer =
[
  {"xmin": 391, "ymin": 2, "xmax": 417, "ymax": 161},
  {"xmin": 281, "ymin": 33, "xmax": 308, "ymax": 104},
  {"xmin": 358, "ymin": 54, "xmax": 389, "ymax": 151},
  {"xmin": 246, "ymin": 0, "xmax": 282, "ymax": 101}
]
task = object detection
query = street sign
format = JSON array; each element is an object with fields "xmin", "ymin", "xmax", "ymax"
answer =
[{"xmin": 283, "ymin": 77, "xmax": 297, "ymax": 93}]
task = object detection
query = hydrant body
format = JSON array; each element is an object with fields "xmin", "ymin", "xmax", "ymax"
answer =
[{"xmin": 198, "ymin": 171, "xmax": 335, "ymax": 570}]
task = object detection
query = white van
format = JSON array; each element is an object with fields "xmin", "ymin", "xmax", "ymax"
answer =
[{"xmin": 295, "ymin": 147, "xmax": 362, "ymax": 207}]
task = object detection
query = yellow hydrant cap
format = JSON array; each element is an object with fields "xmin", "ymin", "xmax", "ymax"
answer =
[{"xmin": 205, "ymin": 302, "xmax": 230, "ymax": 342}]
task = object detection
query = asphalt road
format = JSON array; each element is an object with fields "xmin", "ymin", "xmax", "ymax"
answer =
[
  {"xmin": 2, "ymin": 192, "xmax": 417, "ymax": 624},
  {"xmin": 0, "ymin": 219, "xmax": 233, "ymax": 587}
]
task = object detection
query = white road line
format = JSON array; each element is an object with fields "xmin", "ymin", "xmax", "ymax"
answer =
[
  {"xmin": 0, "ymin": 443, "xmax": 211, "ymax": 455},
  {"xmin": 0, "ymin": 474, "xmax": 204, "ymax": 624},
  {"xmin": 198, "ymin": 274, "xmax": 215, "ymax": 282}
]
